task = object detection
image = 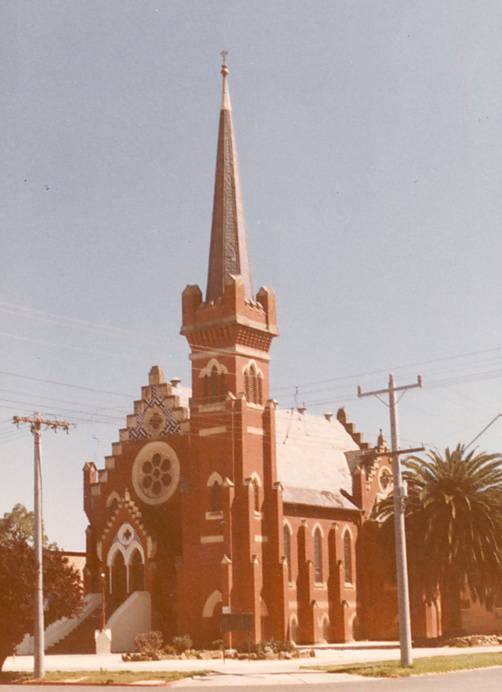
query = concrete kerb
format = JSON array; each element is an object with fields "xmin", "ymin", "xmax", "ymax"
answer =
[{"xmin": 4, "ymin": 643, "xmax": 502, "ymax": 677}]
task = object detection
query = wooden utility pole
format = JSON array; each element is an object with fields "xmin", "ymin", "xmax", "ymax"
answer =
[
  {"xmin": 12, "ymin": 414, "xmax": 72, "ymax": 679},
  {"xmin": 357, "ymin": 374, "xmax": 423, "ymax": 667}
]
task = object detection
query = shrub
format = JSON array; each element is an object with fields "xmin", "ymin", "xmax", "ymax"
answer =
[
  {"xmin": 255, "ymin": 638, "xmax": 296, "ymax": 654},
  {"xmin": 211, "ymin": 639, "xmax": 224, "ymax": 651},
  {"xmin": 172, "ymin": 634, "xmax": 193, "ymax": 654},
  {"xmin": 134, "ymin": 631, "xmax": 164, "ymax": 658}
]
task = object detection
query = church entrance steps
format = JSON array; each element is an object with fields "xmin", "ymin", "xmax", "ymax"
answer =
[
  {"xmin": 106, "ymin": 590, "xmax": 151, "ymax": 653},
  {"xmin": 47, "ymin": 606, "xmax": 102, "ymax": 654},
  {"xmin": 16, "ymin": 593, "xmax": 101, "ymax": 656}
]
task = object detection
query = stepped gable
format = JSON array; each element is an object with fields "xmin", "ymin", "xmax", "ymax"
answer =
[
  {"xmin": 122, "ymin": 365, "xmax": 190, "ymax": 442},
  {"xmin": 85, "ymin": 365, "xmax": 190, "ymax": 501}
]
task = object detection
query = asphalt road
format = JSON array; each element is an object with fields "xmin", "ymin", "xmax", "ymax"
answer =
[{"xmin": 6, "ymin": 666, "xmax": 502, "ymax": 691}]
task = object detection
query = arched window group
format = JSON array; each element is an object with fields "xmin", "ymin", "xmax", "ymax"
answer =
[
  {"xmin": 313, "ymin": 527, "xmax": 323, "ymax": 583},
  {"xmin": 244, "ymin": 363, "xmax": 263, "ymax": 404},
  {"xmin": 343, "ymin": 530, "xmax": 353, "ymax": 584},
  {"xmin": 108, "ymin": 545, "xmax": 145, "ymax": 606},
  {"xmin": 203, "ymin": 364, "xmax": 225, "ymax": 401}
]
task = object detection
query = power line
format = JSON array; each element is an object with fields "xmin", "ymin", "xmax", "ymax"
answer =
[
  {"xmin": 0, "ymin": 369, "xmax": 135, "ymax": 398},
  {"xmin": 0, "ymin": 330, "xmax": 145, "ymax": 362},
  {"xmin": 0, "ymin": 387, "xmax": 129, "ymax": 413},
  {"xmin": 271, "ymin": 345, "xmax": 502, "ymax": 392}
]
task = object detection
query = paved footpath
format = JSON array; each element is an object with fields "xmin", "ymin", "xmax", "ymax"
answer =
[{"xmin": 4, "ymin": 643, "xmax": 502, "ymax": 687}]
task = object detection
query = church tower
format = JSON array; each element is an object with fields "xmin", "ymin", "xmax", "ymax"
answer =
[{"xmin": 178, "ymin": 54, "xmax": 285, "ymax": 645}]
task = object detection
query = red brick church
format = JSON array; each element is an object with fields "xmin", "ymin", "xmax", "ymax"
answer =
[{"xmin": 81, "ymin": 58, "xmax": 443, "ymax": 650}]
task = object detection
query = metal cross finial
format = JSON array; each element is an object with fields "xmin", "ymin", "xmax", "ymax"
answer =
[{"xmin": 220, "ymin": 50, "xmax": 229, "ymax": 76}]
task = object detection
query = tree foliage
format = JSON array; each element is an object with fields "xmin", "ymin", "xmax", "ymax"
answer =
[
  {"xmin": 0, "ymin": 503, "xmax": 49, "ymax": 546},
  {"xmin": 376, "ymin": 445, "xmax": 502, "ymax": 607},
  {"xmin": 0, "ymin": 506, "xmax": 83, "ymax": 671}
]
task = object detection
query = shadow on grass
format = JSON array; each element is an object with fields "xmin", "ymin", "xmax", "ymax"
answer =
[{"xmin": 0, "ymin": 669, "xmax": 213, "ymax": 685}]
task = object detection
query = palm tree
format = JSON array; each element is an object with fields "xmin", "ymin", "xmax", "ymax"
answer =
[{"xmin": 376, "ymin": 444, "xmax": 502, "ymax": 633}]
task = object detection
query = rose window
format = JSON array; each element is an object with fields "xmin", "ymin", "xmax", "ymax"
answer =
[
  {"xmin": 140, "ymin": 453, "xmax": 172, "ymax": 498},
  {"xmin": 132, "ymin": 441, "xmax": 180, "ymax": 505}
]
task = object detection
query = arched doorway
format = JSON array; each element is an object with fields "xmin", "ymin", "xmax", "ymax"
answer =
[
  {"xmin": 130, "ymin": 548, "xmax": 145, "ymax": 591},
  {"xmin": 110, "ymin": 550, "xmax": 127, "ymax": 606}
]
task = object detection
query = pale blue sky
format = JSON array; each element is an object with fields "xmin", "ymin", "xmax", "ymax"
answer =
[{"xmin": 1, "ymin": 0, "xmax": 501, "ymax": 549}]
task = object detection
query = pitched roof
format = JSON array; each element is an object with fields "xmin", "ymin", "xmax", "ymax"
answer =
[
  {"xmin": 275, "ymin": 408, "xmax": 359, "ymax": 497},
  {"xmin": 282, "ymin": 486, "xmax": 358, "ymax": 511}
]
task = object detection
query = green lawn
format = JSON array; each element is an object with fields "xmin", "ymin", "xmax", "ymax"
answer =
[
  {"xmin": 306, "ymin": 651, "xmax": 502, "ymax": 678},
  {"xmin": 0, "ymin": 669, "xmax": 212, "ymax": 685}
]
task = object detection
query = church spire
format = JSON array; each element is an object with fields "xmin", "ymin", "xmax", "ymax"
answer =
[{"xmin": 206, "ymin": 52, "xmax": 253, "ymax": 303}]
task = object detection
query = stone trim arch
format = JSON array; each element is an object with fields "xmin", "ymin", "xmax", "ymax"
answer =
[
  {"xmin": 106, "ymin": 491, "xmax": 121, "ymax": 508},
  {"xmin": 202, "ymin": 589, "xmax": 222, "ymax": 618},
  {"xmin": 106, "ymin": 541, "xmax": 127, "ymax": 567},
  {"xmin": 207, "ymin": 471, "xmax": 224, "ymax": 486},
  {"xmin": 311, "ymin": 522, "xmax": 325, "ymax": 538},
  {"xmin": 241, "ymin": 359, "xmax": 264, "ymax": 378},
  {"xmin": 199, "ymin": 358, "xmax": 228, "ymax": 378},
  {"xmin": 249, "ymin": 471, "xmax": 262, "ymax": 487}
]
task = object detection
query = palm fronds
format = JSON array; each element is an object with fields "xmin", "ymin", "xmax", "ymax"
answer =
[{"xmin": 375, "ymin": 444, "xmax": 502, "ymax": 606}]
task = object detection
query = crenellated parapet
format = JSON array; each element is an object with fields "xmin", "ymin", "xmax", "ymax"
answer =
[{"xmin": 181, "ymin": 275, "xmax": 278, "ymax": 352}]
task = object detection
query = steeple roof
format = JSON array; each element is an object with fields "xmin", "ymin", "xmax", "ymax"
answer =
[{"xmin": 206, "ymin": 53, "xmax": 253, "ymax": 303}]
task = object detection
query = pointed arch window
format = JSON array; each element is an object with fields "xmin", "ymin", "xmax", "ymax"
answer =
[
  {"xmin": 313, "ymin": 528, "xmax": 323, "ymax": 583},
  {"xmin": 203, "ymin": 364, "xmax": 225, "ymax": 401},
  {"xmin": 244, "ymin": 364, "xmax": 263, "ymax": 404},
  {"xmin": 283, "ymin": 524, "xmax": 292, "ymax": 581},
  {"xmin": 245, "ymin": 366, "xmax": 255, "ymax": 403},
  {"xmin": 111, "ymin": 550, "xmax": 127, "ymax": 604},
  {"xmin": 343, "ymin": 530, "xmax": 353, "ymax": 584},
  {"xmin": 210, "ymin": 480, "xmax": 222, "ymax": 512},
  {"xmin": 209, "ymin": 365, "xmax": 219, "ymax": 399},
  {"xmin": 252, "ymin": 478, "xmax": 261, "ymax": 513},
  {"xmin": 257, "ymin": 375, "xmax": 263, "ymax": 405},
  {"xmin": 130, "ymin": 549, "xmax": 145, "ymax": 591}
]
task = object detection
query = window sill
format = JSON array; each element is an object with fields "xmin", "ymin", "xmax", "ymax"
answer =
[{"xmin": 205, "ymin": 511, "xmax": 224, "ymax": 521}]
